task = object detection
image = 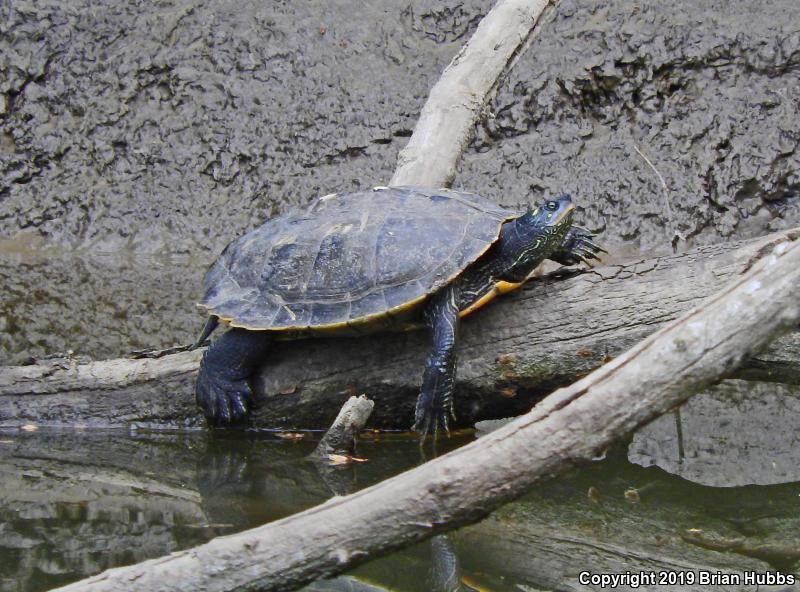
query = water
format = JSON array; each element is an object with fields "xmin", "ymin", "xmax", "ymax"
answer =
[
  {"xmin": 1, "ymin": 425, "xmax": 798, "ymax": 592},
  {"xmin": 0, "ymin": 244, "xmax": 206, "ymax": 365}
]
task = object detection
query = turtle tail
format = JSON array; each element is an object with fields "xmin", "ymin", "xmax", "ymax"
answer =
[{"xmin": 190, "ymin": 316, "xmax": 219, "ymax": 350}]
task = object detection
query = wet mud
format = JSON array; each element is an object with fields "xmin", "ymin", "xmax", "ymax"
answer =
[
  {"xmin": 0, "ymin": 0, "xmax": 487, "ymax": 256},
  {"xmin": 0, "ymin": 247, "xmax": 203, "ymax": 364},
  {"xmin": 459, "ymin": 0, "xmax": 800, "ymax": 253}
]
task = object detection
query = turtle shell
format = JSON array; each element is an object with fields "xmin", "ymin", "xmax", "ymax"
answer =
[{"xmin": 198, "ymin": 186, "xmax": 518, "ymax": 332}]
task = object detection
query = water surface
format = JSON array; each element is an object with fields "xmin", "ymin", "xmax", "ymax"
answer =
[{"xmin": 1, "ymin": 427, "xmax": 798, "ymax": 592}]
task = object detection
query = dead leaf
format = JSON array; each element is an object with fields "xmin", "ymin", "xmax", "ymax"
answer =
[
  {"xmin": 498, "ymin": 386, "xmax": 517, "ymax": 398},
  {"xmin": 275, "ymin": 432, "xmax": 307, "ymax": 441},
  {"xmin": 624, "ymin": 488, "xmax": 641, "ymax": 503},
  {"xmin": 327, "ymin": 454, "xmax": 368, "ymax": 465}
]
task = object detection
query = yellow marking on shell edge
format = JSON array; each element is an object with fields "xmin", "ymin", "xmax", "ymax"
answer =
[
  {"xmin": 197, "ymin": 293, "xmax": 428, "ymax": 333},
  {"xmin": 458, "ymin": 280, "xmax": 523, "ymax": 318},
  {"xmin": 458, "ymin": 575, "xmax": 494, "ymax": 592}
]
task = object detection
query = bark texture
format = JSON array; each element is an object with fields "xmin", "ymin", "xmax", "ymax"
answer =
[
  {"xmin": 1, "ymin": 229, "xmax": 798, "ymax": 430},
  {"xmin": 51, "ymin": 222, "xmax": 800, "ymax": 592},
  {"xmin": 313, "ymin": 395, "xmax": 375, "ymax": 458}
]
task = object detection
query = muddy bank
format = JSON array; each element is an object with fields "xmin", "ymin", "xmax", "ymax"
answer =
[
  {"xmin": 458, "ymin": 0, "xmax": 800, "ymax": 253},
  {"xmin": 0, "ymin": 0, "xmax": 488, "ymax": 256}
]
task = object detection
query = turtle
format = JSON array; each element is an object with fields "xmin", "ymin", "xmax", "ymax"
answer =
[{"xmin": 193, "ymin": 186, "xmax": 604, "ymax": 436}]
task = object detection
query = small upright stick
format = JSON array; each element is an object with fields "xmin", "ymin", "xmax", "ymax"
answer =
[{"xmin": 312, "ymin": 395, "xmax": 375, "ymax": 459}]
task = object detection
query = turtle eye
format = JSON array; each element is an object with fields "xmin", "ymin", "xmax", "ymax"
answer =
[{"xmin": 546, "ymin": 201, "xmax": 558, "ymax": 211}]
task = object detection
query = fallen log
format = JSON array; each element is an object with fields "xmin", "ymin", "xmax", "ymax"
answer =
[
  {"xmin": 51, "ymin": 201, "xmax": 800, "ymax": 592},
  {"xmin": 1, "ymin": 228, "xmax": 798, "ymax": 430}
]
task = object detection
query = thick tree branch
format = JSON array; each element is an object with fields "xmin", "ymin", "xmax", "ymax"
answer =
[
  {"xmin": 52, "ymin": 217, "xmax": 800, "ymax": 592},
  {"xmin": 390, "ymin": 0, "xmax": 554, "ymax": 187},
  {"xmin": 1, "ymin": 229, "xmax": 799, "ymax": 429}
]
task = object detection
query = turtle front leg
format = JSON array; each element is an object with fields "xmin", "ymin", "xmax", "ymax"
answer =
[
  {"xmin": 414, "ymin": 284, "xmax": 461, "ymax": 438},
  {"xmin": 196, "ymin": 328, "xmax": 272, "ymax": 426},
  {"xmin": 550, "ymin": 226, "xmax": 606, "ymax": 266}
]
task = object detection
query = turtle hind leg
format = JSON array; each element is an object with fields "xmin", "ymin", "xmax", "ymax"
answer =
[
  {"xmin": 414, "ymin": 284, "xmax": 460, "ymax": 440},
  {"xmin": 190, "ymin": 316, "xmax": 219, "ymax": 350},
  {"xmin": 196, "ymin": 328, "xmax": 272, "ymax": 426}
]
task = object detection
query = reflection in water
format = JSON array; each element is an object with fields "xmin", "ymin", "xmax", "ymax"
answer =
[
  {"xmin": 1, "ymin": 428, "xmax": 799, "ymax": 592},
  {"xmin": 0, "ymin": 248, "xmax": 206, "ymax": 365},
  {"xmin": 420, "ymin": 443, "xmax": 480, "ymax": 592},
  {"xmin": 630, "ymin": 381, "xmax": 800, "ymax": 487},
  {"xmin": 0, "ymin": 430, "xmax": 208, "ymax": 592},
  {"xmin": 428, "ymin": 535, "xmax": 478, "ymax": 592}
]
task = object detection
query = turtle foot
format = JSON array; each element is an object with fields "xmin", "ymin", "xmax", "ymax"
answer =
[
  {"xmin": 552, "ymin": 226, "xmax": 607, "ymax": 266},
  {"xmin": 413, "ymin": 388, "xmax": 455, "ymax": 440},
  {"xmin": 413, "ymin": 410, "xmax": 453, "ymax": 442},
  {"xmin": 196, "ymin": 357, "xmax": 252, "ymax": 426}
]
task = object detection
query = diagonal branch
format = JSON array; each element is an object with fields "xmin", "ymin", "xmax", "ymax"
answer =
[
  {"xmin": 2, "ymin": 229, "xmax": 799, "ymax": 429},
  {"xmin": 390, "ymin": 0, "xmax": 555, "ymax": 188}
]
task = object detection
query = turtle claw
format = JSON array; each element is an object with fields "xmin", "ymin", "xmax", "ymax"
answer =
[
  {"xmin": 573, "ymin": 245, "xmax": 603, "ymax": 266},
  {"xmin": 196, "ymin": 357, "xmax": 252, "ymax": 427},
  {"xmin": 414, "ymin": 396, "xmax": 456, "ymax": 442},
  {"xmin": 194, "ymin": 328, "xmax": 271, "ymax": 427},
  {"xmin": 552, "ymin": 226, "xmax": 606, "ymax": 267}
]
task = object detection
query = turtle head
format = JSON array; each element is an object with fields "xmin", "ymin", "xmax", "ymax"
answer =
[
  {"xmin": 495, "ymin": 194, "xmax": 576, "ymax": 282},
  {"xmin": 527, "ymin": 194, "xmax": 575, "ymax": 236}
]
